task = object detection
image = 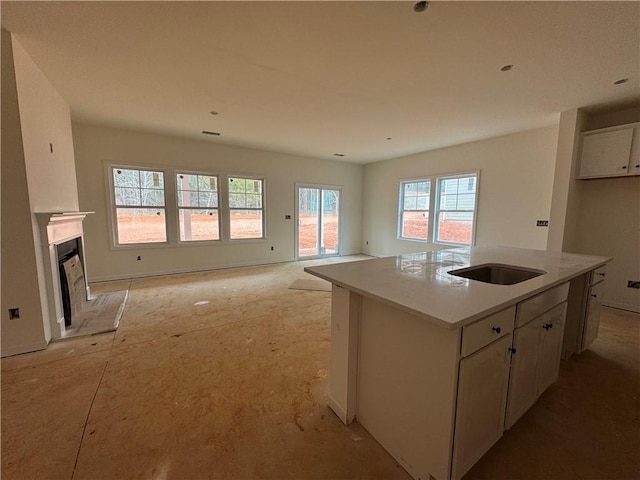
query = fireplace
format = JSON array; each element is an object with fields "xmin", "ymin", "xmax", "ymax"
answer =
[{"xmin": 36, "ymin": 212, "xmax": 93, "ymax": 339}]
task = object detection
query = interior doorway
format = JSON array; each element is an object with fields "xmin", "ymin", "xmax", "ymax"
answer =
[{"xmin": 296, "ymin": 185, "xmax": 341, "ymax": 259}]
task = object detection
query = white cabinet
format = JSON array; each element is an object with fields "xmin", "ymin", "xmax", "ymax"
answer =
[
  {"xmin": 563, "ymin": 266, "xmax": 607, "ymax": 357},
  {"xmin": 452, "ymin": 334, "xmax": 513, "ymax": 480},
  {"xmin": 506, "ymin": 302, "xmax": 567, "ymax": 428},
  {"xmin": 583, "ymin": 278, "xmax": 604, "ymax": 349},
  {"xmin": 578, "ymin": 123, "xmax": 640, "ymax": 179}
]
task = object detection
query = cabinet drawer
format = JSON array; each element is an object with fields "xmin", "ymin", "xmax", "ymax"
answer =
[
  {"xmin": 590, "ymin": 265, "xmax": 607, "ymax": 286},
  {"xmin": 461, "ymin": 306, "xmax": 515, "ymax": 357},
  {"xmin": 516, "ymin": 282, "xmax": 569, "ymax": 328}
]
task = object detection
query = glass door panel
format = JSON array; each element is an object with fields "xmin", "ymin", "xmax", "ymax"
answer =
[{"xmin": 297, "ymin": 186, "xmax": 340, "ymax": 258}]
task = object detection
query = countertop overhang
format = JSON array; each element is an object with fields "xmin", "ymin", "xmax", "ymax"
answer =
[{"xmin": 304, "ymin": 246, "xmax": 610, "ymax": 329}]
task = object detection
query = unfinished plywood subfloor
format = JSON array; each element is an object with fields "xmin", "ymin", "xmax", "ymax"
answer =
[{"xmin": 1, "ymin": 256, "xmax": 638, "ymax": 480}]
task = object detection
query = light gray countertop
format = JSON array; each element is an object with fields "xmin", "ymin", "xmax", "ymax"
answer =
[{"xmin": 304, "ymin": 246, "xmax": 610, "ymax": 329}]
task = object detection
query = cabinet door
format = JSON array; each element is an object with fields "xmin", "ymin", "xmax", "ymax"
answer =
[
  {"xmin": 536, "ymin": 302, "xmax": 567, "ymax": 395},
  {"xmin": 505, "ymin": 317, "xmax": 541, "ymax": 429},
  {"xmin": 583, "ymin": 281, "xmax": 604, "ymax": 350},
  {"xmin": 452, "ymin": 334, "xmax": 512, "ymax": 480},
  {"xmin": 579, "ymin": 128, "xmax": 634, "ymax": 178}
]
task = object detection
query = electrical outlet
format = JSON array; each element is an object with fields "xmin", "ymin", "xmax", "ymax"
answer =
[
  {"xmin": 136, "ymin": 255, "xmax": 142, "ymax": 261},
  {"xmin": 627, "ymin": 280, "xmax": 640, "ymax": 289},
  {"xmin": 285, "ymin": 215, "xmax": 291, "ymax": 220},
  {"xmin": 9, "ymin": 308, "xmax": 20, "ymax": 320},
  {"xmin": 270, "ymin": 246, "xmax": 274, "ymax": 251},
  {"xmin": 536, "ymin": 220, "xmax": 549, "ymax": 227}
]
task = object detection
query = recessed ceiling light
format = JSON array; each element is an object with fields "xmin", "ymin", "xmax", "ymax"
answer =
[
  {"xmin": 501, "ymin": 65, "xmax": 514, "ymax": 72},
  {"xmin": 210, "ymin": 111, "xmax": 219, "ymax": 115},
  {"xmin": 614, "ymin": 78, "xmax": 630, "ymax": 85},
  {"xmin": 202, "ymin": 130, "xmax": 221, "ymax": 136},
  {"xmin": 333, "ymin": 153, "xmax": 345, "ymax": 157},
  {"xmin": 413, "ymin": 1, "xmax": 429, "ymax": 13}
]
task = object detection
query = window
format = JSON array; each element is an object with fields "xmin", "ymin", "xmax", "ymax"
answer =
[
  {"xmin": 399, "ymin": 180, "xmax": 430, "ymax": 241},
  {"xmin": 228, "ymin": 177, "xmax": 264, "ymax": 239},
  {"xmin": 435, "ymin": 175, "xmax": 477, "ymax": 245},
  {"xmin": 112, "ymin": 167, "xmax": 166, "ymax": 244},
  {"xmin": 398, "ymin": 172, "xmax": 478, "ymax": 245},
  {"xmin": 177, "ymin": 173, "xmax": 220, "ymax": 241},
  {"xmin": 109, "ymin": 165, "xmax": 266, "ymax": 247}
]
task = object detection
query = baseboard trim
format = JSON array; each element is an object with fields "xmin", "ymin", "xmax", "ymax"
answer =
[
  {"xmin": 602, "ymin": 301, "xmax": 640, "ymax": 314},
  {"xmin": 88, "ymin": 257, "xmax": 296, "ymax": 283},
  {"xmin": 1, "ymin": 340, "xmax": 48, "ymax": 358}
]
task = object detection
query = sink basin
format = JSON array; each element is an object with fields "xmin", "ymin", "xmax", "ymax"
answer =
[{"xmin": 448, "ymin": 263, "xmax": 546, "ymax": 285}]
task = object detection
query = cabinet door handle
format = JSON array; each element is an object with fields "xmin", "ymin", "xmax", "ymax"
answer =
[
  {"xmin": 543, "ymin": 323, "xmax": 553, "ymax": 330},
  {"xmin": 509, "ymin": 347, "xmax": 516, "ymax": 354},
  {"xmin": 591, "ymin": 294, "xmax": 598, "ymax": 298},
  {"xmin": 635, "ymin": 164, "xmax": 640, "ymax": 168},
  {"xmin": 597, "ymin": 272, "xmax": 606, "ymax": 277},
  {"xmin": 492, "ymin": 326, "xmax": 501, "ymax": 334},
  {"xmin": 622, "ymin": 166, "xmax": 628, "ymax": 170}
]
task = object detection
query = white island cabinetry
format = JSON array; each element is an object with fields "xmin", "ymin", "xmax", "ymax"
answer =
[{"xmin": 305, "ymin": 246, "xmax": 610, "ymax": 480}]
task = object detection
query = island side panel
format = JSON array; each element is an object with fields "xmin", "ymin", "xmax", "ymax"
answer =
[
  {"xmin": 327, "ymin": 285, "xmax": 361, "ymax": 424},
  {"xmin": 357, "ymin": 296, "xmax": 462, "ymax": 480}
]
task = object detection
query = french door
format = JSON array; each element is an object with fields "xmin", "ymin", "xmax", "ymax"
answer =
[{"xmin": 296, "ymin": 185, "xmax": 341, "ymax": 259}]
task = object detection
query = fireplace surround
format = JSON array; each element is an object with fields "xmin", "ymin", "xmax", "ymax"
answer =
[{"xmin": 36, "ymin": 212, "xmax": 93, "ymax": 339}]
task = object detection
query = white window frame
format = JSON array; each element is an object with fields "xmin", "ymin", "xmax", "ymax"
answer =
[
  {"xmin": 397, "ymin": 178, "xmax": 432, "ymax": 242},
  {"xmin": 176, "ymin": 171, "xmax": 221, "ymax": 243},
  {"xmin": 398, "ymin": 170, "xmax": 479, "ymax": 246},
  {"xmin": 227, "ymin": 175, "xmax": 267, "ymax": 241},
  {"xmin": 107, "ymin": 164, "xmax": 169, "ymax": 247},
  {"xmin": 106, "ymin": 162, "xmax": 267, "ymax": 248}
]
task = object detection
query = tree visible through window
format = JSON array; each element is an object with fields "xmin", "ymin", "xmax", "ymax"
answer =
[
  {"xmin": 228, "ymin": 177, "xmax": 264, "ymax": 239},
  {"xmin": 177, "ymin": 173, "xmax": 220, "ymax": 241},
  {"xmin": 112, "ymin": 168, "xmax": 166, "ymax": 244}
]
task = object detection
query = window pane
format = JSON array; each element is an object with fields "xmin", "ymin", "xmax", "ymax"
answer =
[
  {"xmin": 141, "ymin": 188, "xmax": 165, "ymax": 207},
  {"xmin": 113, "ymin": 168, "xmax": 140, "ymax": 188},
  {"xmin": 229, "ymin": 193, "xmax": 245, "ymax": 208},
  {"xmin": 114, "ymin": 187, "xmax": 140, "ymax": 206},
  {"xmin": 401, "ymin": 211, "xmax": 429, "ymax": 240},
  {"xmin": 230, "ymin": 210, "xmax": 263, "ymax": 239},
  {"xmin": 198, "ymin": 192, "xmax": 218, "ymax": 208},
  {"xmin": 437, "ymin": 211, "xmax": 473, "ymax": 244},
  {"xmin": 179, "ymin": 209, "xmax": 219, "ymax": 241},
  {"xmin": 139, "ymin": 170, "xmax": 164, "ymax": 188},
  {"xmin": 404, "ymin": 196, "xmax": 418, "ymax": 210},
  {"xmin": 116, "ymin": 208, "xmax": 166, "ymax": 244},
  {"xmin": 416, "ymin": 195, "xmax": 429, "ymax": 210}
]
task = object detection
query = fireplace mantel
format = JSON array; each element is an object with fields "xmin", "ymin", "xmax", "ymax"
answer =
[
  {"xmin": 35, "ymin": 212, "xmax": 94, "ymax": 246},
  {"xmin": 35, "ymin": 211, "xmax": 94, "ymax": 339}
]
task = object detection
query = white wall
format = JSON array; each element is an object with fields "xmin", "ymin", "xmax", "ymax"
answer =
[
  {"xmin": 571, "ymin": 106, "xmax": 640, "ymax": 312},
  {"xmin": 362, "ymin": 126, "xmax": 559, "ymax": 257},
  {"xmin": 72, "ymin": 123, "xmax": 363, "ymax": 281},
  {"xmin": 1, "ymin": 32, "xmax": 79, "ymax": 356}
]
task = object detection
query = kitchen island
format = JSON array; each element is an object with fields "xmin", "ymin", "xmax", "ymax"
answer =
[{"xmin": 305, "ymin": 246, "xmax": 610, "ymax": 480}]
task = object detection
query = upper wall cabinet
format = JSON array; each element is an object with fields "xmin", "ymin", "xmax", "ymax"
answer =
[{"xmin": 577, "ymin": 122, "xmax": 640, "ymax": 179}]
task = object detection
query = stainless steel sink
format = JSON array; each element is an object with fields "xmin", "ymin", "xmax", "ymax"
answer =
[{"xmin": 448, "ymin": 263, "xmax": 546, "ymax": 285}]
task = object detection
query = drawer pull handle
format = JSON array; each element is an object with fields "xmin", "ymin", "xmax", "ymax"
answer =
[
  {"xmin": 591, "ymin": 294, "xmax": 598, "ymax": 298},
  {"xmin": 492, "ymin": 326, "xmax": 501, "ymax": 334},
  {"xmin": 622, "ymin": 166, "xmax": 627, "ymax": 169},
  {"xmin": 597, "ymin": 272, "xmax": 606, "ymax": 277}
]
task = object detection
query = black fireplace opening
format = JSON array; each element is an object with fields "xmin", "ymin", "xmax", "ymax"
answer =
[{"xmin": 57, "ymin": 237, "xmax": 82, "ymax": 327}]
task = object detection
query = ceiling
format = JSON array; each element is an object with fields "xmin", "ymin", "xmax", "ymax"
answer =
[{"xmin": 2, "ymin": 1, "xmax": 639, "ymax": 164}]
